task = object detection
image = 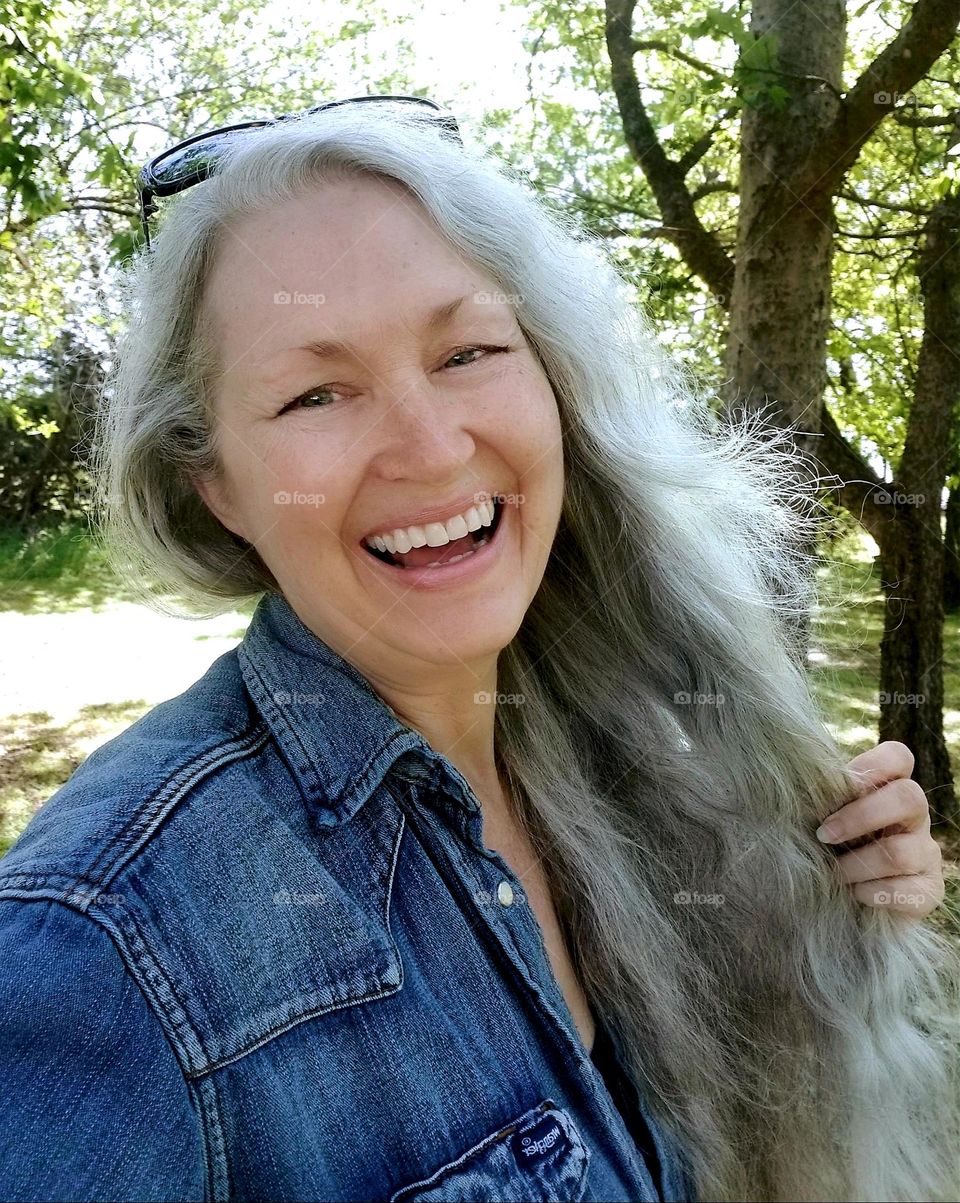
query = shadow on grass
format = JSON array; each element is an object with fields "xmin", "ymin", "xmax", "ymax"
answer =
[
  {"xmin": 0, "ymin": 524, "xmax": 166, "ymax": 614},
  {"xmin": 0, "ymin": 700, "xmax": 153, "ymax": 858}
]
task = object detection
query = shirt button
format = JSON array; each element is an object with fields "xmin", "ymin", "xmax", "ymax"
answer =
[{"xmin": 497, "ymin": 880, "xmax": 515, "ymax": 907}]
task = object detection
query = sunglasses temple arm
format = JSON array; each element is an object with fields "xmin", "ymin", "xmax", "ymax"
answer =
[{"xmin": 138, "ymin": 189, "xmax": 154, "ymax": 252}]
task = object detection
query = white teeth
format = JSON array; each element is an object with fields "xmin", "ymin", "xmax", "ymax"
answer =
[{"xmin": 367, "ymin": 498, "xmax": 496, "ymax": 554}]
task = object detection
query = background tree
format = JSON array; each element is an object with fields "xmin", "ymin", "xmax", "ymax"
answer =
[
  {"xmin": 0, "ymin": 0, "xmax": 422, "ymax": 534},
  {"xmin": 875, "ymin": 190, "xmax": 960, "ymax": 817},
  {"xmin": 502, "ymin": 0, "xmax": 960, "ymax": 822}
]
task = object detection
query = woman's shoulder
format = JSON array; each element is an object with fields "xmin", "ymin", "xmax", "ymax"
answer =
[
  {"xmin": 0, "ymin": 646, "xmax": 266, "ymax": 883},
  {"xmin": 0, "ymin": 637, "xmax": 409, "ymax": 1082},
  {"xmin": 0, "ymin": 896, "xmax": 207, "ymax": 1202}
]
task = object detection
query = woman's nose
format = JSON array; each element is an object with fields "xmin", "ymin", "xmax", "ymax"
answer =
[{"xmin": 367, "ymin": 379, "xmax": 477, "ymax": 480}]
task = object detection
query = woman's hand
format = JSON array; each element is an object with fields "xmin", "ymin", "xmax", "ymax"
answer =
[{"xmin": 816, "ymin": 742, "xmax": 946, "ymax": 919}]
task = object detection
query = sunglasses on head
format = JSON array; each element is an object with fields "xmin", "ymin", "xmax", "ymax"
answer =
[{"xmin": 135, "ymin": 94, "xmax": 462, "ymax": 251}]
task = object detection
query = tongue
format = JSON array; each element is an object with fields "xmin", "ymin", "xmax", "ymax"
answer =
[{"xmin": 394, "ymin": 530, "xmax": 477, "ymax": 569}]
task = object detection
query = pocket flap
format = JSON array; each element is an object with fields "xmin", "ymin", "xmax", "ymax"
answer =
[{"xmin": 389, "ymin": 1098, "xmax": 590, "ymax": 1202}]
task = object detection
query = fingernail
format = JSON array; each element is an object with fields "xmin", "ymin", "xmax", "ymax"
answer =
[{"xmin": 816, "ymin": 822, "xmax": 842, "ymax": 844}]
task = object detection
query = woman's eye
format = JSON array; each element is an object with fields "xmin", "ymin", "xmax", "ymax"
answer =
[
  {"xmin": 278, "ymin": 386, "xmax": 340, "ymax": 414},
  {"xmin": 278, "ymin": 346, "xmax": 509, "ymax": 414},
  {"xmin": 444, "ymin": 344, "xmax": 509, "ymax": 368}
]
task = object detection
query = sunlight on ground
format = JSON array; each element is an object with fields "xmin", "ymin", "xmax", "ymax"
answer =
[{"xmin": 0, "ymin": 600, "xmax": 252, "ymax": 855}]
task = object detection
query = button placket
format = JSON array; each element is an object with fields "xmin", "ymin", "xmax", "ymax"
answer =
[
  {"xmin": 441, "ymin": 779, "xmax": 666, "ymax": 1202},
  {"xmin": 393, "ymin": 783, "xmax": 662, "ymax": 1201}
]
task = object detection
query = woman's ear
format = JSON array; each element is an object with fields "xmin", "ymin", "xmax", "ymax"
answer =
[{"xmin": 192, "ymin": 473, "xmax": 247, "ymax": 542}]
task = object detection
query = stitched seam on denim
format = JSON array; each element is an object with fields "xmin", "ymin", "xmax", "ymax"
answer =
[
  {"xmin": 242, "ymin": 639, "xmax": 426, "ymax": 821},
  {"xmin": 186, "ymin": 803, "xmax": 407, "ymax": 1079},
  {"xmin": 340, "ymin": 729, "xmax": 422, "ymax": 818},
  {"xmin": 86, "ymin": 725, "xmax": 271, "ymax": 883},
  {"xmin": 8, "ymin": 897, "xmax": 216, "ymax": 1184},
  {"xmin": 382, "ymin": 804, "xmax": 404, "ymax": 954},
  {"xmin": 238, "ymin": 652, "xmax": 321, "ymax": 789},
  {"xmin": 90, "ymin": 899, "xmax": 213, "ymax": 1076},
  {"xmin": 0, "ymin": 873, "xmax": 114, "ymax": 896},
  {"xmin": 189, "ymin": 979, "xmax": 403, "ymax": 1079},
  {"xmin": 190, "ymin": 1073, "xmax": 230, "ymax": 1202}
]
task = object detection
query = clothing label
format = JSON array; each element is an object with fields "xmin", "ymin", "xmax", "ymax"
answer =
[{"xmin": 510, "ymin": 1113, "xmax": 571, "ymax": 1168}]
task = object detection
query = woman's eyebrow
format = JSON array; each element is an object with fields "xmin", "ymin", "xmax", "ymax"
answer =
[{"xmin": 287, "ymin": 293, "xmax": 479, "ymax": 364}]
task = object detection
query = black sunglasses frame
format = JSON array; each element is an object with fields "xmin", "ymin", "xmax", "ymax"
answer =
[{"xmin": 136, "ymin": 94, "xmax": 462, "ymax": 251}]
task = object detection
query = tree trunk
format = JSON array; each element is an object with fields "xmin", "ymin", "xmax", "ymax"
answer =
[
  {"xmin": 722, "ymin": 0, "xmax": 845, "ymax": 445},
  {"xmin": 721, "ymin": 0, "xmax": 847, "ymax": 657},
  {"xmin": 877, "ymin": 192, "xmax": 960, "ymax": 826},
  {"xmin": 944, "ymin": 482, "xmax": 960, "ymax": 612},
  {"xmin": 602, "ymin": 0, "xmax": 960, "ymax": 772}
]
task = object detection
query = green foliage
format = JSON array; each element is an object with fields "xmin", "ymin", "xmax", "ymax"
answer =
[
  {"xmin": 0, "ymin": 0, "xmax": 105, "ymax": 220},
  {"xmin": 0, "ymin": 328, "xmax": 99, "ymax": 530},
  {"xmin": 688, "ymin": 4, "xmax": 786, "ymax": 110},
  {"xmin": 0, "ymin": 0, "xmax": 424, "ymax": 531}
]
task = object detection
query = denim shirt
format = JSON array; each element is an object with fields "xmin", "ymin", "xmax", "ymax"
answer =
[{"xmin": 0, "ymin": 591, "xmax": 694, "ymax": 1203}]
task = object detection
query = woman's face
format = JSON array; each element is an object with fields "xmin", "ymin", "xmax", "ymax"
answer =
[{"xmin": 196, "ymin": 174, "xmax": 565, "ymax": 677}]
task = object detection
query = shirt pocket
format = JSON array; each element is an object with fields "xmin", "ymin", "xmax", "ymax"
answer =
[{"xmin": 388, "ymin": 1098, "xmax": 590, "ymax": 1203}]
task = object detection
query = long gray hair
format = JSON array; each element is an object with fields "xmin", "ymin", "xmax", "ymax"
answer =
[{"xmin": 93, "ymin": 102, "xmax": 959, "ymax": 1201}]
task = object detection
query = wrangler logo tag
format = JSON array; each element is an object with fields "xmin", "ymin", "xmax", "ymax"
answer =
[{"xmin": 510, "ymin": 1113, "xmax": 571, "ymax": 1168}]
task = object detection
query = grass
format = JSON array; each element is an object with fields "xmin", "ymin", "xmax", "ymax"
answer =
[
  {"xmin": 0, "ymin": 520, "xmax": 148, "ymax": 613},
  {"xmin": 0, "ymin": 701, "xmax": 152, "ymax": 857}
]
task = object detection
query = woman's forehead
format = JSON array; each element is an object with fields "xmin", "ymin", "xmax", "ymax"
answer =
[
  {"xmin": 205, "ymin": 182, "xmax": 478, "ymax": 325},
  {"xmin": 214, "ymin": 176, "xmax": 441, "ymax": 277}
]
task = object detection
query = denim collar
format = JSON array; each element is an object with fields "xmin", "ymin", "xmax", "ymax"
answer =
[{"xmin": 237, "ymin": 591, "xmax": 479, "ymax": 831}]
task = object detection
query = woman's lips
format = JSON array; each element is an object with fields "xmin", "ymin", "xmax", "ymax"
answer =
[{"xmin": 363, "ymin": 498, "xmax": 502, "ymax": 569}]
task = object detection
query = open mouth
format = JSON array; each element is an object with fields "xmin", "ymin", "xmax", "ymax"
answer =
[{"xmin": 363, "ymin": 498, "xmax": 504, "ymax": 570}]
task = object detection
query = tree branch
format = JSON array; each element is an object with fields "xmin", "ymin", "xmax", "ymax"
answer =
[
  {"xmin": 837, "ymin": 188, "xmax": 934, "ymax": 217},
  {"xmin": 677, "ymin": 108, "xmax": 740, "ymax": 175},
  {"xmin": 812, "ymin": 405, "xmax": 896, "ymax": 543},
  {"xmin": 793, "ymin": 0, "xmax": 960, "ymax": 200},
  {"xmin": 893, "ymin": 108, "xmax": 959, "ymax": 129},
  {"xmin": 606, "ymin": 0, "xmax": 735, "ymax": 305},
  {"xmin": 631, "ymin": 38, "xmax": 726, "ymax": 80},
  {"xmin": 690, "ymin": 180, "xmax": 738, "ymax": 202}
]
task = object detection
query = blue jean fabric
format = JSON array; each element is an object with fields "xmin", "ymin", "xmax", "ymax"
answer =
[{"xmin": 0, "ymin": 591, "xmax": 695, "ymax": 1202}]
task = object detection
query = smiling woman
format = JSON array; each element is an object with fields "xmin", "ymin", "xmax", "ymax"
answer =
[{"xmin": 0, "ymin": 97, "xmax": 957, "ymax": 1203}]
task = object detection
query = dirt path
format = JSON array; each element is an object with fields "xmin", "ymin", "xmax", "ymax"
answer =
[{"xmin": 0, "ymin": 601, "xmax": 249, "ymax": 720}]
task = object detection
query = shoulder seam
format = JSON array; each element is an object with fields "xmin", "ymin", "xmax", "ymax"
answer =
[
  {"xmin": 0, "ymin": 723, "xmax": 272, "ymax": 898},
  {"xmin": 89, "ymin": 723, "xmax": 272, "ymax": 884}
]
